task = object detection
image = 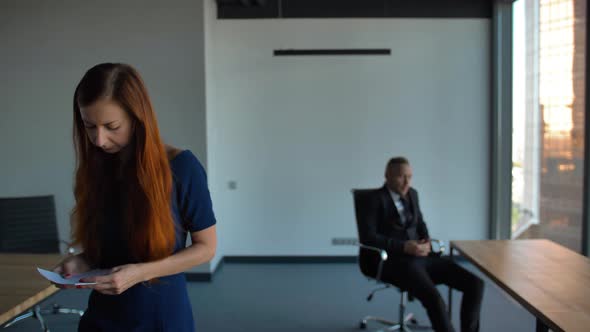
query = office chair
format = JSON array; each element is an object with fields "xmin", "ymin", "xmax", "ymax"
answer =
[
  {"xmin": 0, "ymin": 195, "xmax": 84, "ymax": 332},
  {"xmin": 351, "ymin": 189, "xmax": 445, "ymax": 332}
]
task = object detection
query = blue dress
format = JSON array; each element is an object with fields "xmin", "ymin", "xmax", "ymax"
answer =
[{"xmin": 78, "ymin": 150, "xmax": 216, "ymax": 332}]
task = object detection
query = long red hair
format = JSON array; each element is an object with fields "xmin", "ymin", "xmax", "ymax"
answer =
[{"xmin": 71, "ymin": 63, "xmax": 175, "ymax": 266}]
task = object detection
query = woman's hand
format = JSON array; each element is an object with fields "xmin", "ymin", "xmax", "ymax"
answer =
[
  {"xmin": 79, "ymin": 264, "xmax": 145, "ymax": 295},
  {"xmin": 52, "ymin": 254, "xmax": 91, "ymax": 289}
]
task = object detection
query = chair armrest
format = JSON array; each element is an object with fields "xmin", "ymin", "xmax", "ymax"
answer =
[
  {"xmin": 348, "ymin": 240, "xmax": 388, "ymax": 281},
  {"xmin": 358, "ymin": 243, "xmax": 388, "ymax": 261}
]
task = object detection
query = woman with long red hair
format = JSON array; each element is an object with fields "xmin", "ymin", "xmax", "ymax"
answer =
[{"xmin": 53, "ymin": 63, "xmax": 217, "ymax": 331}]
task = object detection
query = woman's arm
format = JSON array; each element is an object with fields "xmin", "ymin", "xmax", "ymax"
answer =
[
  {"xmin": 82, "ymin": 225, "xmax": 216, "ymax": 295},
  {"xmin": 143, "ymin": 225, "xmax": 217, "ymax": 280}
]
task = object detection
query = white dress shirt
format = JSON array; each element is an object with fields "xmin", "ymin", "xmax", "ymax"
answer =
[{"xmin": 387, "ymin": 188, "xmax": 409, "ymax": 225}]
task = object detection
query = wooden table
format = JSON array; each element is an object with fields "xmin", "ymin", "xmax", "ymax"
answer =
[
  {"xmin": 0, "ymin": 254, "xmax": 62, "ymax": 326},
  {"xmin": 450, "ymin": 240, "xmax": 590, "ymax": 332}
]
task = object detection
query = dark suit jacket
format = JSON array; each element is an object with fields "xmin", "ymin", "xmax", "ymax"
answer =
[{"xmin": 359, "ymin": 185, "xmax": 430, "ymax": 258}]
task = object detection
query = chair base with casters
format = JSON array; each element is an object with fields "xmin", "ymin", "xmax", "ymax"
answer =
[
  {"xmin": 3, "ymin": 303, "xmax": 84, "ymax": 332},
  {"xmin": 353, "ymin": 240, "xmax": 446, "ymax": 332},
  {"xmin": 359, "ymin": 287, "xmax": 430, "ymax": 332}
]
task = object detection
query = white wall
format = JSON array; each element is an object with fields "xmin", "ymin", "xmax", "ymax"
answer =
[
  {"xmin": 0, "ymin": 0, "xmax": 210, "ymax": 272},
  {"xmin": 205, "ymin": 8, "xmax": 491, "ymax": 260}
]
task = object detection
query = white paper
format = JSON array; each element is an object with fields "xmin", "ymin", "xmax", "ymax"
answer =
[{"xmin": 37, "ymin": 268, "xmax": 110, "ymax": 286}]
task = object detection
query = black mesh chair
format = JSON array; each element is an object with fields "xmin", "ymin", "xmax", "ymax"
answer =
[
  {"xmin": 352, "ymin": 189, "xmax": 444, "ymax": 332},
  {"xmin": 0, "ymin": 195, "xmax": 83, "ymax": 331}
]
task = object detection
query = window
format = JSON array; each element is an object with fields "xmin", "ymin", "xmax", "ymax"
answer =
[{"xmin": 512, "ymin": 0, "xmax": 586, "ymax": 252}]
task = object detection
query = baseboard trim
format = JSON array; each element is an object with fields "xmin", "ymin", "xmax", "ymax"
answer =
[
  {"xmin": 185, "ymin": 255, "xmax": 467, "ymax": 282},
  {"xmin": 185, "ymin": 256, "xmax": 356, "ymax": 281},
  {"xmin": 185, "ymin": 272, "xmax": 213, "ymax": 282},
  {"xmin": 224, "ymin": 256, "xmax": 357, "ymax": 264}
]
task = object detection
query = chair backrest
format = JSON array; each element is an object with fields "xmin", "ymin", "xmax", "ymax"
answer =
[
  {"xmin": 351, "ymin": 188, "xmax": 379, "ymax": 241},
  {"xmin": 351, "ymin": 188, "xmax": 383, "ymax": 278},
  {"xmin": 0, "ymin": 195, "xmax": 60, "ymax": 253}
]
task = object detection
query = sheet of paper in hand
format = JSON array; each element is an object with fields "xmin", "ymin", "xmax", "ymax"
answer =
[{"xmin": 37, "ymin": 267, "xmax": 110, "ymax": 286}]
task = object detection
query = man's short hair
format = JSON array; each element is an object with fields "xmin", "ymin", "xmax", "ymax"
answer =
[{"xmin": 386, "ymin": 156, "xmax": 410, "ymax": 173}]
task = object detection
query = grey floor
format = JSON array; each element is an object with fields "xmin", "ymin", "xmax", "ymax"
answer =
[{"xmin": 4, "ymin": 262, "xmax": 535, "ymax": 331}]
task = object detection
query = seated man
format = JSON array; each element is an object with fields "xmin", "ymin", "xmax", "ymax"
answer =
[{"xmin": 360, "ymin": 156, "xmax": 484, "ymax": 332}]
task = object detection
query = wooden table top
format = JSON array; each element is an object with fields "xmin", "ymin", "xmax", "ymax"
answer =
[
  {"xmin": 0, "ymin": 253, "xmax": 63, "ymax": 326},
  {"xmin": 451, "ymin": 239, "xmax": 590, "ymax": 332}
]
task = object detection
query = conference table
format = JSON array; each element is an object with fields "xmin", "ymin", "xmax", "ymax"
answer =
[
  {"xmin": 450, "ymin": 240, "xmax": 590, "ymax": 332},
  {"xmin": 0, "ymin": 253, "xmax": 62, "ymax": 326}
]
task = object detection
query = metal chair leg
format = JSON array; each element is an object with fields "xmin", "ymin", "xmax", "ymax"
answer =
[
  {"xmin": 34, "ymin": 305, "xmax": 49, "ymax": 332},
  {"xmin": 3, "ymin": 303, "xmax": 84, "ymax": 331},
  {"xmin": 4, "ymin": 305, "xmax": 50, "ymax": 331},
  {"xmin": 3, "ymin": 311, "xmax": 35, "ymax": 327}
]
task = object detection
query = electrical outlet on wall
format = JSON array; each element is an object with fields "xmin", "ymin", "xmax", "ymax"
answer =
[{"xmin": 331, "ymin": 237, "xmax": 358, "ymax": 245}]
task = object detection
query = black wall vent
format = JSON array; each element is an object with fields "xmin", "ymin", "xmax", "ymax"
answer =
[{"xmin": 273, "ymin": 49, "xmax": 391, "ymax": 56}]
